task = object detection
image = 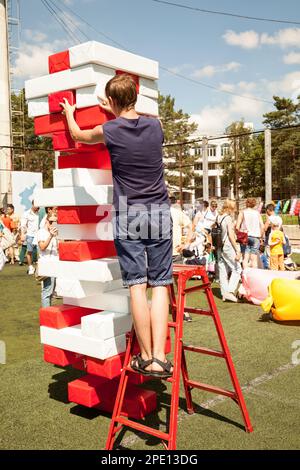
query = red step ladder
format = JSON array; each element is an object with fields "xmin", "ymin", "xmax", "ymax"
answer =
[{"xmin": 105, "ymin": 265, "xmax": 253, "ymax": 450}]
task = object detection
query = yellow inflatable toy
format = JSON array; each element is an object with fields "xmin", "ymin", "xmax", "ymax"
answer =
[{"xmin": 261, "ymin": 278, "xmax": 300, "ymax": 321}]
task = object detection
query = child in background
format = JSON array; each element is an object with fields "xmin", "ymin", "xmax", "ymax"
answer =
[
  {"xmin": 268, "ymin": 222, "xmax": 286, "ymax": 271},
  {"xmin": 203, "ymin": 242, "xmax": 215, "ymax": 278}
]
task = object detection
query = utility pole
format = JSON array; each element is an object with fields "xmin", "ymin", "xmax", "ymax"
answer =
[
  {"xmin": 202, "ymin": 136, "xmax": 209, "ymax": 201},
  {"xmin": 0, "ymin": 0, "xmax": 12, "ymax": 205},
  {"xmin": 234, "ymin": 136, "xmax": 240, "ymax": 211},
  {"xmin": 264, "ymin": 128, "xmax": 272, "ymax": 204},
  {"xmin": 179, "ymin": 146, "xmax": 183, "ymax": 208}
]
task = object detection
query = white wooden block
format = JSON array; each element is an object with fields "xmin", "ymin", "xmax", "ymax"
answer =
[
  {"xmin": 57, "ymin": 223, "xmax": 113, "ymax": 241},
  {"xmin": 28, "ymin": 97, "xmax": 49, "ymax": 118},
  {"xmin": 55, "ymin": 278, "xmax": 123, "ymax": 298},
  {"xmin": 33, "ymin": 185, "xmax": 113, "ymax": 207},
  {"xmin": 63, "ymin": 288, "xmax": 130, "ymax": 314},
  {"xmin": 69, "ymin": 41, "xmax": 159, "ymax": 80},
  {"xmin": 76, "ymin": 87, "xmax": 158, "ymax": 116},
  {"xmin": 37, "ymin": 257, "xmax": 121, "ymax": 282},
  {"xmin": 40, "ymin": 325, "xmax": 126, "ymax": 360},
  {"xmin": 25, "ymin": 64, "xmax": 115, "ymax": 100},
  {"xmin": 81, "ymin": 311, "xmax": 132, "ymax": 340},
  {"xmin": 139, "ymin": 78, "xmax": 159, "ymax": 99},
  {"xmin": 53, "ymin": 169, "xmax": 112, "ymax": 187}
]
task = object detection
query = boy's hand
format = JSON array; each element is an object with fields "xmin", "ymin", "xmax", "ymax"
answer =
[
  {"xmin": 59, "ymin": 97, "xmax": 76, "ymax": 115},
  {"xmin": 97, "ymin": 96, "xmax": 113, "ymax": 114}
]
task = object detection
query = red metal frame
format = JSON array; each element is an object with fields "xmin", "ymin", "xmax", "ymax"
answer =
[{"xmin": 105, "ymin": 265, "xmax": 253, "ymax": 450}]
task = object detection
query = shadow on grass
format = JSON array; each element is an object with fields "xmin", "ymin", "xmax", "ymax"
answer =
[
  {"xmin": 259, "ymin": 313, "xmax": 300, "ymax": 326},
  {"xmin": 48, "ymin": 366, "xmax": 85, "ymax": 404}
]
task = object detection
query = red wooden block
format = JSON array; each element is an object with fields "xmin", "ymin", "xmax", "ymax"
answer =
[
  {"xmin": 58, "ymin": 205, "xmax": 112, "ymax": 224},
  {"xmin": 39, "ymin": 304, "xmax": 99, "ymax": 329},
  {"xmin": 72, "ymin": 357, "xmax": 87, "ymax": 371},
  {"xmin": 43, "ymin": 344, "xmax": 83, "ymax": 367},
  {"xmin": 58, "ymin": 240, "xmax": 117, "ymax": 261},
  {"xmin": 86, "ymin": 353, "xmax": 152, "ymax": 385},
  {"xmin": 86, "ymin": 353, "xmax": 125, "ymax": 380},
  {"xmin": 57, "ymin": 149, "xmax": 111, "ymax": 170},
  {"xmin": 48, "ymin": 90, "xmax": 75, "ymax": 114},
  {"xmin": 53, "ymin": 133, "xmax": 107, "ymax": 153},
  {"xmin": 48, "ymin": 50, "xmax": 70, "ymax": 74},
  {"xmin": 116, "ymin": 70, "xmax": 140, "ymax": 93},
  {"xmin": 34, "ymin": 106, "xmax": 113, "ymax": 136},
  {"xmin": 68, "ymin": 375, "xmax": 157, "ymax": 419}
]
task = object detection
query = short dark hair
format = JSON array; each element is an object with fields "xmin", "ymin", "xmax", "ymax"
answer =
[
  {"xmin": 170, "ymin": 196, "xmax": 176, "ymax": 204},
  {"xmin": 266, "ymin": 203, "xmax": 275, "ymax": 212},
  {"xmin": 7, "ymin": 204, "xmax": 14, "ymax": 210},
  {"xmin": 203, "ymin": 200, "xmax": 209, "ymax": 208},
  {"xmin": 105, "ymin": 74, "xmax": 137, "ymax": 110}
]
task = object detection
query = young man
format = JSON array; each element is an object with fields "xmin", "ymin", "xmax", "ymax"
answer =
[
  {"xmin": 60, "ymin": 74, "xmax": 173, "ymax": 378},
  {"xmin": 20, "ymin": 200, "xmax": 39, "ymax": 274}
]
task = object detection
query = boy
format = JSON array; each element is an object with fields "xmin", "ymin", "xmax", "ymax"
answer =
[
  {"xmin": 268, "ymin": 222, "xmax": 286, "ymax": 271},
  {"xmin": 60, "ymin": 74, "xmax": 173, "ymax": 378}
]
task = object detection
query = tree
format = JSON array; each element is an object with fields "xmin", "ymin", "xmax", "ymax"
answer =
[
  {"xmin": 158, "ymin": 94, "xmax": 197, "ymax": 204},
  {"xmin": 263, "ymin": 96, "xmax": 300, "ymax": 200},
  {"xmin": 11, "ymin": 90, "xmax": 54, "ymax": 188}
]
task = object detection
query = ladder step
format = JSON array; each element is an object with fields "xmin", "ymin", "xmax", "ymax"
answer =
[
  {"xmin": 184, "ymin": 307, "xmax": 213, "ymax": 316},
  {"xmin": 184, "ymin": 345, "xmax": 225, "ymax": 358},
  {"xmin": 186, "ymin": 380, "xmax": 236, "ymax": 399},
  {"xmin": 114, "ymin": 416, "xmax": 170, "ymax": 441},
  {"xmin": 184, "ymin": 283, "xmax": 210, "ymax": 294}
]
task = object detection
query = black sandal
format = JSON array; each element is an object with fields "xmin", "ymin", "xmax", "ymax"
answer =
[
  {"xmin": 150, "ymin": 357, "xmax": 173, "ymax": 378},
  {"xmin": 184, "ymin": 314, "xmax": 192, "ymax": 322},
  {"xmin": 130, "ymin": 353, "xmax": 152, "ymax": 376}
]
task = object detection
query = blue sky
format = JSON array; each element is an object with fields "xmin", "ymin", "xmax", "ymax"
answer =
[{"xmin": 14, "ymin": 0, "xmax": 300, "ymax": 133}]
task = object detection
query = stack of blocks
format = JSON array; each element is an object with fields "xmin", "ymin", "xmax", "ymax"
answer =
[{"xmin": 25, "ymin": 41, "xmax": 171, "ymax": 419}]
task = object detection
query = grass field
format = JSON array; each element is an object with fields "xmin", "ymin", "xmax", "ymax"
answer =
[{"xmin": 0, "ymin": 263, "xmax": 300, "ymax": 450}]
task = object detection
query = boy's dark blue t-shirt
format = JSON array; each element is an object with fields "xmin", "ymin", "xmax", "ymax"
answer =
[{"xmin": 102, "ymin": 116, "xmax": 169, "ymax": 210}]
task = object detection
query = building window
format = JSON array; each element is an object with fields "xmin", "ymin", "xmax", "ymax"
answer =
[
  {"xmin": 208, "ymin": 145, "xmax": 216, "ymax": 157},
  {"xmin": 208, "ymin": 163, "xmax": 217, "ymax": 170},
  {"xmin": 194, "ymin": 146, "xmax": 202, "ymax": 156},
  {"xmin": 221, "ymin": 144, "xmax": 230, "ymax": 156},
  {"xmin": 194, "ymin": 163, "xmax": 202, "ymax": 171}
]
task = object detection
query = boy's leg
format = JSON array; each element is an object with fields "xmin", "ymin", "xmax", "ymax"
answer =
[
  {"xmin": 129, "ymin": 283, "xmax": 152, "ymax": 365},
  {"xmin": 270, "ymin": 255, "xmax": 277, "ymax": 270},
  {"xmin": 278, "ymin": 254, "xmax": 285, "ymax": 271},
  {"xmin": 150, "ymin": 286, "xmax": 170, "ymax": 371}
]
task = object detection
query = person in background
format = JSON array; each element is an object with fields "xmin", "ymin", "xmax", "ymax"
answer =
[
  {"xmin": 39, "ymin": 207, "xmax": 58, "ymax": 229},
  {"xmin": 269, "ymin": 221, "xmax": 286, "ymax": 271},
  {"xmin": 263, "ymin": 204, "xmax": 283, "ymax": 268},
  {"xmin": 20, "ymin": 201, "xmax": 39, "ymax": 275},
  {"xmin": 217, "ymin": 199, "xmax": 242, "ymax": 303},
  {"xmin": 193, "ymin": 200, "xmax": 218, "ymax": 240},
  {"xmin": 203, "ymin": 242, "xmax": 216, "ymax": 280},
  {"xmin": 259, "ymin": 243, "xmax": 269, "ymax": 269},
  {"xmin": 6, "ymin": 204, "xmax": 20, "ymax": 264},
  {"xmin": 236, "ymin": 197, "xmax": 264, "ymax": 269},
  {"xmin": 37, "ymin": 213, "xmax": 58, "ymax": 307},
  {"xmin": 170, "ymin": 196, "xmax": 192, "ymax": 264}
]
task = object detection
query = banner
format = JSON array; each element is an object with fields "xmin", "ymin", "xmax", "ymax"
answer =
[{"xmin": 11, "ymin": 171, "xmax": 43, "ymax": 217}]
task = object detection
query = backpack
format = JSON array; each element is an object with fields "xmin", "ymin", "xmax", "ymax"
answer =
[{"xmin": 211, "ymin": 215, "xmax": 229, "ymax": 250}]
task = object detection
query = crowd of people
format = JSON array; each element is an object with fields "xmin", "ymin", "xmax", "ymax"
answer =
[
  {"xmin": 171, "ymin": 197, "xmax": 295, "ymax": 311},
  {"xmin": 0, "ymin": 202, "xmax": 59, "ymax": 307},
  {"xmin": 0, "ymin": 196, "xmax": 296, "ymax": 312}
]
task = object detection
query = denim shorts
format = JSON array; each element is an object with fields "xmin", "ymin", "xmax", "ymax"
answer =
[
  {"xmin": 245, "ymin": 236, "xmax": 260, "ymax": 255},
  {"xmin": 26, "ymin": 235, "xmax": 36, "ymax": 252},
  {"xmin": 113, "ymin": 209, "xmax": 173, "ymax": 287}
]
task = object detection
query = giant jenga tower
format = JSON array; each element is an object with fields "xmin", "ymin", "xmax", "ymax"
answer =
[{"xmin": 24, "ymin": 41, "xmax": 167, "ymax": 419}]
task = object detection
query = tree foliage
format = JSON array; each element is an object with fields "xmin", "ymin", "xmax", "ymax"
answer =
[
  {"xmin": 158, "ymin": 94, "xmax": 197, "ymax": 199},
  {"xmin": 11, "ymin": 90, "xmax": 54, "ymax": 188}
]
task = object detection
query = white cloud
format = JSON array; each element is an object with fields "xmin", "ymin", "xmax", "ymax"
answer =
[
  {"xmin": 192, "ymin": 61, "xmax": 241, "ymax": 78},
  {"xmin": 223, "ymin": 27, "xmax": 300, "ymax": 51},
  {"xmin": 223, "ymin": 30, "xmax": 260, "ymax": 49},
  {"xmin": 23, "ymin": 29, "xmax": 48, "ymax": 43},
  {"xmin": 283, "ymin": 51, "xmax": 300, "ymax": 64},
  {"xmin": 190, "ymin": 94, "xmax": 266, "ymax": 135},
  {"xmin": 12, "ymin": 39, "xmax": 69, "ymax": 80},
  {"xmin": 266, "ymin": 71, "xmax": 300, "ymax": 98},
  {"xmin": 261, "ymin": 28, "xmax": 300, "ymax": 48},
  {"xmin": 168, "ymin": 63, "xmax": 193, "ymax": 74}
]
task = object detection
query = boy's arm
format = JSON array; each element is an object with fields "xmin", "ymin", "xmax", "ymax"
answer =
[{"xmin": 60, "ymin": 98, "xmax": 105, "ymax": 144}]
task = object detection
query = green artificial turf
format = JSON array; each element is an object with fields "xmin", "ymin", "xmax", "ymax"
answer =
[{"xmin": 0, "ymin": 264, "xmax": 300, "ymax": 450}]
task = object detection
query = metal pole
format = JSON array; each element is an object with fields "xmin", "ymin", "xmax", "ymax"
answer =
[
  {"xmin": 264, "ymin": 128, "xmax": 272, "ymax": 203},
  {"xmin": 0, "ymin": 0, "xmax": 12, "ymax": 205},
  {"xmin": 202, "ymin": 136, "xmax": 209, "ymax": 201},
  {"xmin": 234, "ymin": 136, "xmax": 240, "ymax": 212}
]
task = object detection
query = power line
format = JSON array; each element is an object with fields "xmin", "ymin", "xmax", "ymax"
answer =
[
  {"xmin": 45, "ymin": 0, "xmax": 273, "ymax": 105},
  {"xmin": 40, "ymin": 0, "xmax": 81, "ymax": 44},
  {"xmin": 48, "ymin": 0, "xmax": 91, "ymax": 42},
  {"xmin": 149, "ymin": 0, "xmax": 300, "ymax": 26}
]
